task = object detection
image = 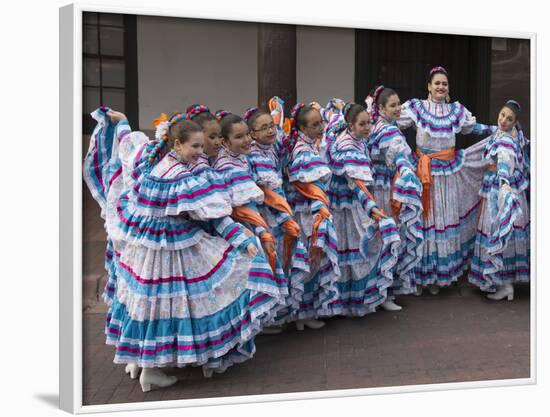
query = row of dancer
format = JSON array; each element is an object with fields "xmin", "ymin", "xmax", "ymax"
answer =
[{"xmin": 83, "ymin": 65, "xmax": 530, "ymax": 393}]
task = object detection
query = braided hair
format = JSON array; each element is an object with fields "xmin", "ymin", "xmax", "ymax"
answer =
[
  {"xmin": 185, "ymin": 104, "xmax": 216, "ymax": 128},
  {"xmin": 215, "ymin": 109, "xmax": 230, "ymax": 121},
  {"xmin": 343, "ymin": 102, "xmax": 367, "ymax": 125},
  {"xmin": 147, "ymin": 112, "xmax": 186, "ymax": 162},
  {"xmin": 284, "ymin": 103, "xmax": 306, "ymax": 152},
  {"xmin": 243, "ymin": 106, "xmax": 259, "ymax": 123},
  {"xmin": 368, "ymin": 85, "xmax": 385, "ymax": 124},
  {"xmin": 367, "ymin": 85, "xmax": 397, "ymax": 124}
]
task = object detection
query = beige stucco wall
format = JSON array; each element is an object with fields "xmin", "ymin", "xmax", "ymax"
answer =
[
  {"xmin": 296, "ymin": 25, "xmax": 355, "ymax": 105},
  {"xmin": 136, "ymin": 17, "xmax": 356, "ymax": 127},
  {"xmin": 137, "ymin": 16, "xmax": 259, "ymax": 129}
]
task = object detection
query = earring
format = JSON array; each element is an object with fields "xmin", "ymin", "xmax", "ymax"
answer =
[
  {"xmin": 428, "ymin": 92, "xmax": 432, "ymax": 101},
  {"xmin": 446, "ymin": 94, "xmax": 451, "ymax": 103}
]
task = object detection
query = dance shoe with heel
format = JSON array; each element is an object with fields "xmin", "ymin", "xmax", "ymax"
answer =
[
  {"xmin": 139, "ymin": 368, "xmax": 178, "ymax": 392},
  {"xmin": 296, "ymin": 319, "xmax": 325, "ymax": 331},
  {"xmin": 380, "ymin": 300, "xmax": 403, "ymax": 311},
  {"xmin": 487, "ymin": 284, "xmax": 514, "ymax": 301},
  {"xmin": 125, "ymin": 363, "xmax": 140, "ymax": 380},
  {"xmin": 428, "ymin": 285, "xmax": 440, "ymax": 295}
]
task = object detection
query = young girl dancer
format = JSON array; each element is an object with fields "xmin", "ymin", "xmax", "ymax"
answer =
[
  {"xmin": 186, "ymin": 104, "xmax": 223, "ymax": 165},
  {"xmin": 365, "ymin": 86, "xmax": 424, "ymax": 304},
  {"xmin": 283, "ymin": 103, "xmax": 341, "ymax": 329},
  {"xmin": 90, "ymin": 110, "xmax": 287, "ymax": 392},
  {"xmin": 319, "ymin": 102, "xmax": 401, "ymax": 316},
  {"xmin": 212, "ymin": 111, "xmax": 289, "ymax": 326},
  {"xmin": 468, "ymin": 100, "xmax": 530, "ymax": 300},
  {"xmin": 244, "ymin": 101, "xmax": 309, "ymax": 329},
  {"xmin": 396, "ymin": 66, "xmax": 495, "ymax": 295}
]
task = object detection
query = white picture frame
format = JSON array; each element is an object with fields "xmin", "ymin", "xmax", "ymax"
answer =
[{"xmin": 59, "ymin": 1, "xmax": 537, "ymax": 414}]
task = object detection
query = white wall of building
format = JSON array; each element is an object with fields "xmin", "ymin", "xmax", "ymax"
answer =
[
  {"xmin": 296, "ymin": 26, "xmax": 355, "ymax": 105},
  {"xmin": 136, "ymin": 17, "xmax": 356, "ymax": 129},
  {"xmin": 137, "ymin": 16, "xmax": 258, "ymax": 129}
]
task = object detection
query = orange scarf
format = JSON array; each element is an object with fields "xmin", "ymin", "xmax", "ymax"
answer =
[
  {"xmin": 415, "ymin": 147, "xmax": 456, "ymax": 219},
  {"xmin": 260, "ymin": 186, "xmax": 301, "ymax": 270},
  {"xmin": 231, "ymin": 206, "xmax": 277, "ymax": 273},
  {"xmin": 293, "ymin": 182, "xmax": 331, "ymax": 250},
  {"xmin": 351, "ymin": 179, "xmax": 386, "ymax": 222}
]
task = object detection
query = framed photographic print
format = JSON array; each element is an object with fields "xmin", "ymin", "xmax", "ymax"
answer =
[{"xmin": 59, "ymin": 1, "xmax": 536, "ymax": 414}]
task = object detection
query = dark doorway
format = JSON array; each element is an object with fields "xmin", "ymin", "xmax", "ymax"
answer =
[{"xmin": 355, "ymin": 29, "xmax": 492, "ymax": 149}]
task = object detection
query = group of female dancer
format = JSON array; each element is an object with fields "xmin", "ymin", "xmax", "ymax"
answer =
[{"xmin": 83, "ymin": 65, "xmax": 530, "ymax": 392}]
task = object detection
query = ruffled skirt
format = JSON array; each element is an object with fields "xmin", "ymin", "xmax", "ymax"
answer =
[
  {"xmin": 369, "ymin": 161, "xmax": 422, "ymax": 295},
  {"xmin": 321, "ymin": 175, "xmax": 400, "ymax": 316},
  {"xmin": 258, "ymin": 205, "xmax": 310, "ymax": 325},
  {"xmin": 468, "ymin": 172, "xmax": 530, "ymax": 292},
  {"xmin": 408, "ymin": 139, "xmax": 491, "ymax": 286},
  {"xmin": 106, "ymin": 209, "xmax": 286, "ymax": 372},
  {"xmin": 287, "ymin": 202, "xmax": 340, "ymax": 320}
]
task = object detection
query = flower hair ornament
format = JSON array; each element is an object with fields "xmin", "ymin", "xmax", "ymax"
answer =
[
  {"xmin": 215, "ymin": 110, "xmax": 230, "ymax": 121},
  {"xmin": 148, "ymin": 112, "xmax": 188, "ymax": 162},
  {"xmin": 187, "ymin": 104, "xmax": 210, "ymax": 119},
  {"xmin": 243, "ymin": 106, "xmax": 259, "ymax": 122},
  {"xmin": 430, "ymin": 66, "xmax": 448, "ymax": 77}
]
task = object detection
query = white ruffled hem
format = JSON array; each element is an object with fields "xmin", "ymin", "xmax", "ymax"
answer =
[
  {"xmin": 336, "ymin": 166, "xmax": 373, "ymax": 182},
  {"xmin": 226, "ymin": 181, "xmax": 265, "ymax": 207},
  {"xmin": 288, "ymin": 166, "xmax": 331, "ymax": 183}
]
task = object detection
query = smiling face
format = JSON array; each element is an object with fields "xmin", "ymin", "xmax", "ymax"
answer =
[
  {"xmin": 498, "ymin": 106, "xmax": 518, "ymax": 132},
  {"xmin": 428, "ymin": 73, "xmax": 449, "ymax": 102},
  {"xmin": 224, "ymin": 121, "xmax": 252, "ymax": 154},
  {"xmin": 349, "ymin": 111, "xmax": 371, "ymax": 138},
  {"xmin": 202, "ymin": 120, "xmax": 223, "ymax": 157},
  {"xmin": 250, "ymin": 113, "xmax": 277, "ymax": 145},
  {"xmin": 379, "ymin": 94, "xmax": 401, "ymax": 121},
  {"xmin": 299, "ymin": 109, "xmax": 324, "ymax": 141},
  {"xmin": 174, "ymin": 131, "xmax": 204, "ymax": 163}
]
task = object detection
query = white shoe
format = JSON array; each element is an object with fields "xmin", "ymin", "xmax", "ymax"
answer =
[
  {"xmin": 428, "ymin": 284, "xmax": 440, "ymax": 295},
  {"xmin": 380, "ymin": 300, "xmax": 403, "ymax": 311},
  {"xmin": 125, "ymin": 363, "xmax": 140, "ymax": 380},
  {"xmin": 487, "ymin": 284, "xmax": 514, "ymax": 301},
  {"xmin": 202, "ymin": 367, "xmax": 214, "ymax": 378},
  {"xmin": 296, "ymin": 319, "xmax": 325, "ymax": 331},
  {"xmin": 139, "ymin": 368, "xmax": 178, "ymax": 392},
  {"xmin": 414, "ymin": 286, "xmax": 423, "ymax": 296},
  {"xmin": 261, "ymin": 326, "xmax": 284, "ymax": 335}
]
